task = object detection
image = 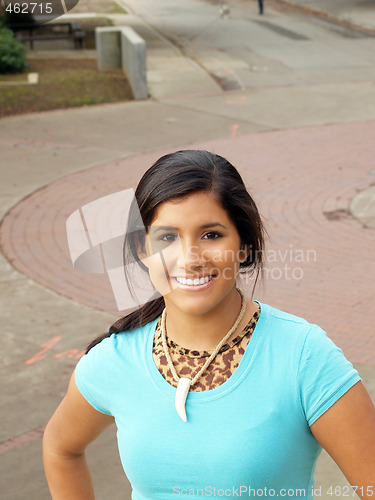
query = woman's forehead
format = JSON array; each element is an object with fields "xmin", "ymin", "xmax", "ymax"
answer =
[{"xmin": 150, "ymin": 192, "xmax": 229, "ymax": 226}]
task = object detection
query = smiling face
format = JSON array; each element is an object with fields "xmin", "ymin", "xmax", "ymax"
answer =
[{"xmin": 139, "ymin": 191, "xmax": 249, "ymax": 318}]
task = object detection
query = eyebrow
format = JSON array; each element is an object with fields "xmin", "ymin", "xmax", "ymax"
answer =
[{"xmin": 151, "ymin": 223, "xmax": 227, "ymax": 232}]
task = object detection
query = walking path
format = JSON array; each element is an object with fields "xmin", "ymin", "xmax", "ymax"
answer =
[
  {"xmin": 0, "ymin": 0, "xmax": 374, "ymax": 498},
  {"xmin": 275, "ymin": 0, "xmax": 375, "ymax": 32}
]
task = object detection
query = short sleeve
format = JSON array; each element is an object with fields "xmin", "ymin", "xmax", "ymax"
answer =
[
  {"xmin": 297, "ymin": 325, "xmax": 361, "ymax": 427},
  {"xmin": 74, "ymin": 337, "xmax": 114, "ymax": 416}
]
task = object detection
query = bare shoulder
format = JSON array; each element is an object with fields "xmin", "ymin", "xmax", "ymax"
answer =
[
  {"xmin": 43, "ymin": 371, "xmax": 114, "ymax": 456},
  {"xmin": 310, "ymin": 381, "xmax": 375, "ymax": 496}
]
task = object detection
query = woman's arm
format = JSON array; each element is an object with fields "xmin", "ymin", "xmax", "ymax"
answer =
[
  {"xmin": 310, "ymin": 381, "xmax": 375, "ymax": 499},
  {"xmin": 43, "ymin": 371, "xmax": 114, "ymax": 500}
]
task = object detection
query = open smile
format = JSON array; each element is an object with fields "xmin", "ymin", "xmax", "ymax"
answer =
[{"xmin": 172, "ymin": 275, "xmax": 216, "ymax": 290}]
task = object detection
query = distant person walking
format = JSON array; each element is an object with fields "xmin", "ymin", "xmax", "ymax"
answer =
[{"xmin": 258, "ymin": 0, "xmax": 264, "ymax": 14}]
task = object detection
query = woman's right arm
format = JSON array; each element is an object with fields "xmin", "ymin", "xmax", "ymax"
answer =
[{"xmin": 43, "ymin": 371, "xmax": 114, "ymax": 500}]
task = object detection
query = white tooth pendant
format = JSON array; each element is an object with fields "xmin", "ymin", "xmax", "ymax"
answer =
[
  {"xmin": 161, "ymin": 288, "xmax": 247, "ymax": 423},
  {"xmin": 175, "ymin": 377, "xmax": 192, "ymax": 422}
]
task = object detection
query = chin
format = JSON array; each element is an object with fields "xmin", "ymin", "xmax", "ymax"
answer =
[{"xmin": 166, "ymin": 287, "xmax": 234, "ymax": 316}]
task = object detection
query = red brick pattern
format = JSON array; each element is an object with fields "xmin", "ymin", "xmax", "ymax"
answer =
[
  {"xmin": 0, "ymin": 427, "xmax": 45, "ymax": 455},
  {"xmin": 1, "ymin": 121, "xmax": 374, "ymax": 364}
]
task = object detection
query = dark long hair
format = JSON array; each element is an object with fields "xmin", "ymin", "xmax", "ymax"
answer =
[{"xmin": 86, "ymin": 150, "xmax": 265, "ymax": 352}]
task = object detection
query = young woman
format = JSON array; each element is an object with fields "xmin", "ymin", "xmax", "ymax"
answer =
[{"xmin": 43, "ymin": 150, "xmax": 375, "ymax": 499}]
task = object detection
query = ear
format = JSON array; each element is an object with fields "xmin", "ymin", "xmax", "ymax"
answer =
[
  {"xmin": 239, "ymin": 244, "xmax": 251, "ymax": 263},
  {"xmin": 134, "ymin": 232, "xmax": 149, "ymax": 263}
]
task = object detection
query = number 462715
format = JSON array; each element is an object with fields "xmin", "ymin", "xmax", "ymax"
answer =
[{"xmin": 5, "ymin": 3, "xmax": 53, "ymax": 14}]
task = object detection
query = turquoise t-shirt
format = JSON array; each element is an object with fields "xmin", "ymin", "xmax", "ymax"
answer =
[{"xmin": 75, "ymin": 302, "xmax": 361, "ymax": 499}]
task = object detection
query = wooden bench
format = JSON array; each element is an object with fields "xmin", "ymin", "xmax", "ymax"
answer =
[{"xmin": 8, "ymin": 22, "xmax": 86, "ymax": 50}]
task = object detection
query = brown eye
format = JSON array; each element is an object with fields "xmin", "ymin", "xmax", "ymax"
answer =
[
  {"xmin": 203, "ymin": 232, "xmax": 222, "ymax": 239},
  {"xmin": 159, "ymin": 233, "xmax": 178, "ymax": 242}
]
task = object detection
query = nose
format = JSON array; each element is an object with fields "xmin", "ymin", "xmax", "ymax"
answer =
[{"xmin": 176, "ymin": 240, "xmax": 206, "ymax": 270}]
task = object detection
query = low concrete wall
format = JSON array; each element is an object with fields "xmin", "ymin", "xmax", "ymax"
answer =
[
  {"xmin": 121, "ymin": 27, "xmax": 148, "ymax": 100},
  {"xmin": 95, "ymin": 26, "xmax": 148, "ymax": 100},
  {"xmin": 95, "ymin": 27, "xmax": 122, "ymax": 71}
]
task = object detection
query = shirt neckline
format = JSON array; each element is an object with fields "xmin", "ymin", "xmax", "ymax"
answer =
[
  {"xmin": 162, "ymin": 305, "xmax": 261, "ymax": 358},
  {"xmin": 145, "ymin": 300, "xmax": 270, "ymax": 401}
]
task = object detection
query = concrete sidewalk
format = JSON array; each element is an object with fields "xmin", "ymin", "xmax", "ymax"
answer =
[
  {"xmin": 0, "ymin": 0, "xmax": 375, "ymax": 499},
  {"xmin": 110, "ymin": 13, "xmax": 221, "ymax": 97},
  {"xmin": 274, "ymin": 0, "xmax": 375, "ymax": 32}
]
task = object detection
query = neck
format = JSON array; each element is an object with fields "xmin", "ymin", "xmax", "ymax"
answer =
[{"xmin": 163, "ymin": 287, "xmax": 256, "ymax": 351}]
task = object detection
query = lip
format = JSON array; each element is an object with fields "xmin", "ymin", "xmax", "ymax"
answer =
[{"xmin": 172, "ymin": 275, "xmax": 216, "ymax": 291}]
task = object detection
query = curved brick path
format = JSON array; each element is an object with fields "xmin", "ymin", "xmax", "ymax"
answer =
[{"xmin": 1, "ymin": 121, "xmax": 374, "ymax": 364}]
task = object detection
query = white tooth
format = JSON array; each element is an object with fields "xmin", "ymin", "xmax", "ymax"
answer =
[
  {"xmin": 176, "ymin": 276, "xmax": 213, "ymax": 286},
  {"xmin": 175, "ymin": 377, "xmax": 191, "ymax": 422}
]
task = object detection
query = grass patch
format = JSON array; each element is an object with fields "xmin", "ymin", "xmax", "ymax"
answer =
[
  {"xmin": 0, "ymin": 58, "xmax": 133, "ymax": 118},
  {"xmin": 0, "ymin": 71, "xmax": 29, "ymax": 82},
  {"xmin": 107, "ymin": 3, "xmax": 128, "ymax": 15}
]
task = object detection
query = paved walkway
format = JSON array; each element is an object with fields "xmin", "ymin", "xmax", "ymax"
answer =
[
  {"xmin": 275, "ymin": 0, "xmax": 375, "ymax": 32},
  {"xmin": 0, "ymin": 0, "xmax": 375, "ymax": 499},
  {"xmin": 2, "ymin": 121, "xmax": 375, "ymax": 363}
]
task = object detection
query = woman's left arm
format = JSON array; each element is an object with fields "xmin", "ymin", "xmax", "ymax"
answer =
[{"xmin": 310, "ymin": 381, "xmax": 375, "ymax": 499}]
